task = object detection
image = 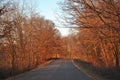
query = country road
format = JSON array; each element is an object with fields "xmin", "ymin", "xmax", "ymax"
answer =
[{"xmin": 14, "ymin": 59, "xmax": 92, "ymax": 80}]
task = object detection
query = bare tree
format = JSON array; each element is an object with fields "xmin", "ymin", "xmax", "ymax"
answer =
[{"xmin": 61, "ymin": 0, "xmax": 120, "ymax": 69}]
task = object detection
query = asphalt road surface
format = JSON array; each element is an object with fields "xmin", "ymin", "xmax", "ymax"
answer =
[{"xmin": 14, "ymin": 59, "xmax": 92, "ymax": 80}]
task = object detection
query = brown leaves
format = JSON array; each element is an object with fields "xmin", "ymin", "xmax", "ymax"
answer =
[{"xmin": 62, "ymin": 0, "xmax": 120, "ymax": 68}]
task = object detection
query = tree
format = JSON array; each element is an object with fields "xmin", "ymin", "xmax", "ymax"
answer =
[{"xmin": 61, "ymin": 0, "xmax": 120, "ymax": 69}]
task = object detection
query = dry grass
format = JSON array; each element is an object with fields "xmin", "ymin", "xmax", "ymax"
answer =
[
  {"xmin": 73, "ymin": 59, "xmax": 120, "ymax": 80},
  {"xmin": 4, "ymin": 60, "xmax": 52, "ymax": 80}
]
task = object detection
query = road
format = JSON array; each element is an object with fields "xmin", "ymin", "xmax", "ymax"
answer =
[{"xmin": 14, "ymin": 59, "xmax": 92, "ymax": 80}]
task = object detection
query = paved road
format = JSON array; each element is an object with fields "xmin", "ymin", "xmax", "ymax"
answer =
[{"xmin": 14, "ymin": 59, "xmax": 92, "ymax": 80}]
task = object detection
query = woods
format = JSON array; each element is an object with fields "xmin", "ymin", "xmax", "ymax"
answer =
[
  {"xmin": 1, "ymin": 0, "xmax": 120, "ymax": 80},
  {"xmin": 61, "ymin": 0, "xmax": 120, "ymax": 69},
  {"xmin": 0, "ymin": 1, "xmax": 66, "ymax": 79}
]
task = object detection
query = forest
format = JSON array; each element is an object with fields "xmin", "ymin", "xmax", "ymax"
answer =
[
  {"xmin": 0, "ymin": 0, "xmax": 120, "ymax": 80},
  {"xmin": 0, "ymin": 0, "xmax": 68, "ymax": 79},
  {"xmin": 60, "ymin": 0, "xmax": 120, "ymax": 79},
  {"xmin": 61, "ymin": 0, "xmax": 120, "ymax": 68}
]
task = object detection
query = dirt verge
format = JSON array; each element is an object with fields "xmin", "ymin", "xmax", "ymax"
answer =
[
  {"xmin": 6, "ymin": 60, "xmax": 53, "ymax": 80},
  {"xmin": 72, "ymin": 59, "xmax": 109, "ymax": 80}
]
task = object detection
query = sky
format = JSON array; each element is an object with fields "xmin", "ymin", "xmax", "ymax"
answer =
[{"xmin": 27, "ymin": 0, "xmax": 70, "ymax": 36}]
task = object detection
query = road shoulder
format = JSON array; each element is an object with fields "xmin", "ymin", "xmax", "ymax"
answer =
[
  {"xmin": 6, "ymin": 60, "xmax": 53, "ymax": 80},
  {"xmin": 72, "ymin": 59, "xmax": 109, "ymax": 80}
]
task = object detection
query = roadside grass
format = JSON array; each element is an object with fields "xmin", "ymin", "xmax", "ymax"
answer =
[
  {"xmin": 4, "ymin": 60, "xmax": 53, "ymax": 80},
  {"xmin": 73, "ymin": 59, "xmax": 120, "ymax": 80}
]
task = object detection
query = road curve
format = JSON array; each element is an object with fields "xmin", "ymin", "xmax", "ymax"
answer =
[{"xmin": 14, "ymin": 59, "xmax": 92, "ymax": 80}]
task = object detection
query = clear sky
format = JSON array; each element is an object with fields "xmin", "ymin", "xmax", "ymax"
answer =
[{"xmin": 27, "ymin": 0, "xmax": 70, "ymax": 36}]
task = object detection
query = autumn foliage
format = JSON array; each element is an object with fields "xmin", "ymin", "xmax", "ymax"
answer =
[
  {"xmin": 61, "ymin": 0, "xmax": 120, "ymax": 69},
  {"xmin": 0, "ymin": 1, "xmax": 66, "ymax": 79}
]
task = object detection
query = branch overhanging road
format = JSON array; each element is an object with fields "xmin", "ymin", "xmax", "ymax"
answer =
[{"xmin": 14, "ymin": 59, "xmax": 92, "ymax": 80}]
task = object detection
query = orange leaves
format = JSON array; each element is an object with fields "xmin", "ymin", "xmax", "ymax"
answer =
[{"xmin": 61, "ymin": 0, "xmax": 120, "ymax": 68}]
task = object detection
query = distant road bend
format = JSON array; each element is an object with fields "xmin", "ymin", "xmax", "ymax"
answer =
[{"xmin": 14, "ymin": 59, "xmax": 92, "ymax": 80}]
